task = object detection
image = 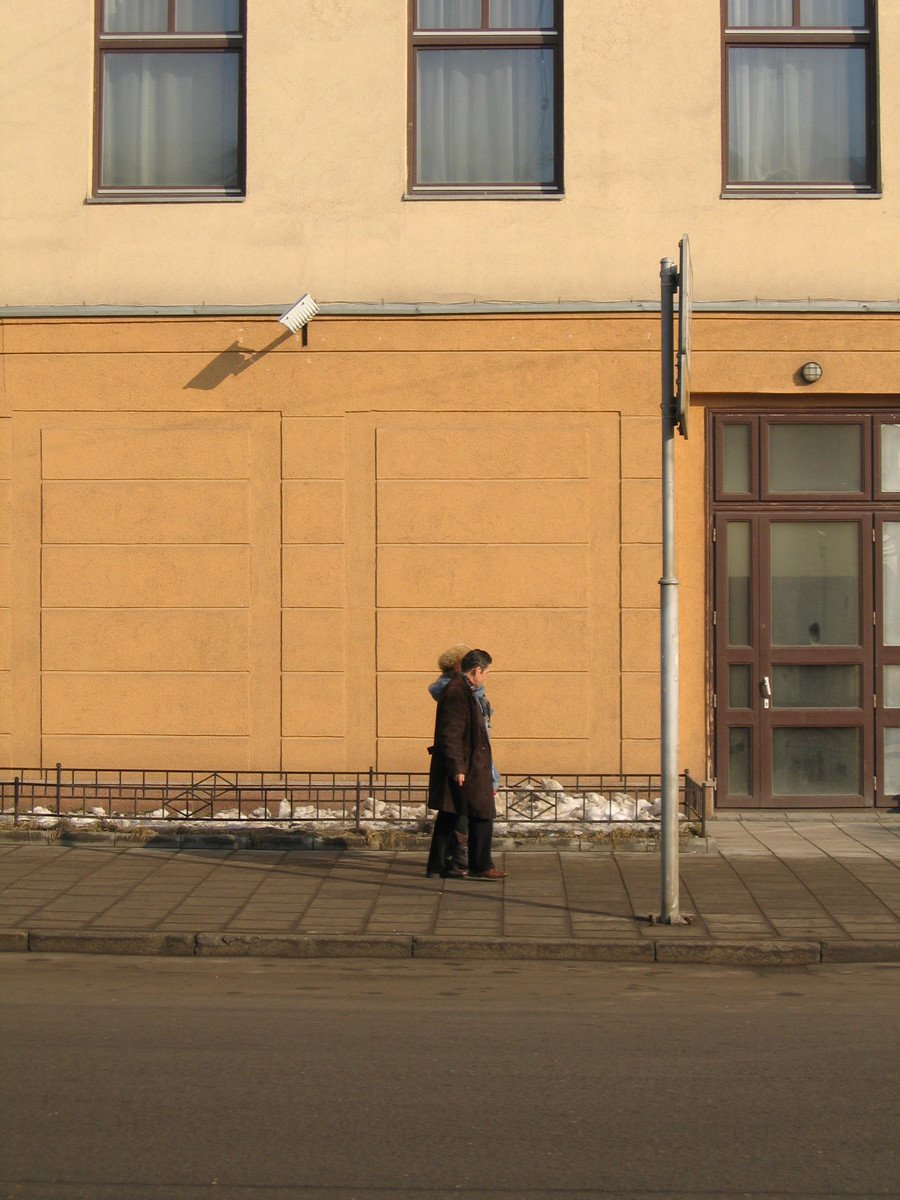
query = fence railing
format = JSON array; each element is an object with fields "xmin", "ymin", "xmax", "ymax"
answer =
[{"xmin": 0, "ymin": 766, "xmax": 706, "ymax": 830}]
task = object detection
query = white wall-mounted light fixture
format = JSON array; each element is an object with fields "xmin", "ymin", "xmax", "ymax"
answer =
[
  {"xmin": 800, "ymin": 361, "xmax": 823, "ymax": 384},
  {"xmin": 279, "ymin": 294, "xmax": 319, "ymax": 333}
]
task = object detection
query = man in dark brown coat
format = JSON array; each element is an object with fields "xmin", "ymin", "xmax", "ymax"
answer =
[{"xmin": 426, "ymin": 648, "xmax": 505, "ymax": 881}]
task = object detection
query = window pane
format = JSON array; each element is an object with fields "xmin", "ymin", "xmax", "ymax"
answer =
[
  {"xmin": 175, "ymin": 0, "xmax": 241, "ymax": 32},
  {"xmin": 772, "ymin": 665, "xmax": 860, "ymax": 708},
  {"xmin": 489, "ymin": 0, "xmax": 555, "ymax": 29},
  {"xmin": 881, "ymin": 424, "xmax": 900, "ymax": 492},
  {"xmin": 417, "ymin": 0, "xmax": 481, "ymax": 28},
  {"xmin": 886, "ymin": 729, "xmax": 900, "ymax": 797},
  {"xmin": 772, "ymin": 728, "xmax": 862, "ymax": 795},
  {"xmin": 884, "ymin": 667, "xmax": 900, "ymax": 709},
  {"xmin": 729, "ymin": 664, "xmax": 752, "ymax": 708},
  {"xmin": 417, "ymin": 49, "xmax": 555, "ymax": 185},
  {"xmin": 723, "ymin": 424, "xmax": 752, "ymax": 493},
  {"xmin": 102, "ymin": 52, "xmax": 240, "ymax": 188},
  {"xmin": 727, "ymin": 0, "xmax": 792, "ymax": 26},
  {"xmin": 799, "ymin": 0, "xmax": 867, "ymax": 27},
  {"xmin": 768, "ymin": 424, "xmax": 862, "ymax": 493},
  {"xmin": 104, "ymin": 0, "xmax": 168, "ymax": 32},
  {"xmin": 771, "ymin": 522, "xmax": 859, "ymax": 646},
  {"xmin": 727, "ymin": 523, "xmax": 752, "ymax": 647},
  {"xmin": 729, "ymin": 728, "xmax": 752, "ymax": 795},
  {"xmin": 885, "ymin": 524, "xmax": 900, "ymax": 646},
  {"xmin": 729, "ymin": 47, "xmax": 868, "ymax": 184}
]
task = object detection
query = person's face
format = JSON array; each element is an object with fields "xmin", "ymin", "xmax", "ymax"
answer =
[{"xmin": 468, "ymin": 665, "xmax": 490, "ymax": 687}]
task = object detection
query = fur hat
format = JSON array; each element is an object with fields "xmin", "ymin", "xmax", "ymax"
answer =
[{"xmin": 437, "ymin": 644, "xmax": 470, "ymax": 673}]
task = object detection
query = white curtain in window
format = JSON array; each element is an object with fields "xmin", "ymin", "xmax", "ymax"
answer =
[
  {"xmin": 728, "ymin": 47, "xmax": 866, "ymax": 182},
  {"xmin": 104, "ymin": 0, "xmax": 167, "ymax": 32},
  {"xmin": 799, "ymin": 0, "xmax": 866, "ymax": 26},
  {"xmin": 489, "ymin": 0, "xmax": 555, "ymax": 28},
  {"xmin": 417, "ymin": 0, "xmax": 480, "ymax": 28},
  {"xmin": 728, "ymin": 0, "xmax": 791, "ymax": 25},
  {"xmin": 102, "ymin": 52, "xmax": 239, "ymax": 188},
  {"xmin": 417, "ymin": 48, "xmax": 554, "ymax": 184}
]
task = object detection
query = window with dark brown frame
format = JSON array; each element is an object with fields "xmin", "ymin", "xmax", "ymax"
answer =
[
  {"xmin": 94, "ymin": 0, "xmax": 246, "ymax": 200},
  {"xmin": 722, "ymin": 0, "xmax": 879, "ymax": 196},
  {"xmin": 409, "ymin": 0, "xmax": 562, "ymax": 197}
]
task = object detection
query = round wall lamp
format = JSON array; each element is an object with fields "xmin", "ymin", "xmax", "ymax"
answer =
[{"xmin": 800, "ymin": 361, "xmax": 823, "ymax": 384}]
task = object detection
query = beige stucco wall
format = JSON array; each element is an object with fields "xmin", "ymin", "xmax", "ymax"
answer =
[
  {"xmin": 1, "ymin": 1, "xmax": 898, "ymax": 307},
  {"xmin": 1, "ymin": 312, "xmax": 898, "ymax": 779}
]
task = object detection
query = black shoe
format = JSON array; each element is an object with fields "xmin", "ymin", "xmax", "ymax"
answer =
[{"xmin": 425, "ymin": 871, "xmax": 441, "ymax": 878}]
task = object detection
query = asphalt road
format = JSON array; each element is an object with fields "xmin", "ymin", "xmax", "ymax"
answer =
[{"xmin": 0, "ymin": 956, "xmax": 897, "ymax": 1200}]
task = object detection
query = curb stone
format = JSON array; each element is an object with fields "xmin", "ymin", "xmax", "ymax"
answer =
[
  {"xmin": 27, "ymin": 930, "xmax": 196, "ymax": 956},
  {"xmin": 654, "ymin": 939, "xmax": 821, "ymax": 966},
  {"xmin": 412, "ymin": 936, "xmax": 654, "ymax": 961},
  {"xmin": 2, "ymin": 930, "xmax": 898, "ymax": 965},
  {"xmin": 821, "ymin": 940, "xmax": 900, "ymax": 963},
  {"xmin": 195, "ymin": 933, "xmax": 413, "ymax": 958},
  {"xmin": 0, "ymin": 929, "xmax": 29, "ymax": 952}
]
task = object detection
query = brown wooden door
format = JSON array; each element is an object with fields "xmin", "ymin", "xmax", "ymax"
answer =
[{"xmin": 715, "ymin": 512, "xmax": 875, "ymax": 807}]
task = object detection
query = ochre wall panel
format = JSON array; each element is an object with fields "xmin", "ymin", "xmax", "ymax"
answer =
[
  {"xmin": 42, "ymin": 674, "xmax": 248, "ymax": 736},
  {"xmin": 42, "ymin": 610, "xmax": 249, "ymax": 672},
  {"xmin": 377, "ymin": 545, "xmax": 589, "ymax": 609},
  {"xmin": 377, "ymin": 609, "xmax": 589, "ymax": 672},
  {"xmin": 622, "ymin": 739, "xmax": 662, "ymax": 774},
  {"xmin": 282, "ymin": 610, "xmax": 344, "ymax": 672},
  {"xmin": 621, "ymin": 417, "xmax": 660, "ymax": 479},
  {"xmin": 282, "ymin": 675, "xmax": 345, "ymax": 738},
  {"xmin": 282, "ymin": 481, "xmax": 344, "ymax": 543},
  {"xmin": 621, "ymin": 544, "xmax": 662, "ymax": 609},
  {"xmin": 282, "ymin": 738, "xmax": 347, "ymax": 771},
  {"xmin": 41, "ymin": 736, "xmax": 250, "ymax": 771},
  {"xmin": 377, "ymin": 480, "xmax": 589, "ymax": 544},
  {"xmin": 377, "ymin": 424, "xmax": 590, "ymax": 480},
  {"xmin": 0, "ymin": 671, "xmax": 10, "ymax": 733},
  {"xmin": 0, "ymin": 482, "xmax": 10, "ymax": 543},
  {"xmin": 0, "ymin": 613, "xmax": 9, "ymax": 672},
  {"xmin": 621, "ymin": 480, "xmax": 662, "ymax": 544},
  {"xmin": 41, "ymin": 424, "xmax": 251, "ymax": 479},
  {"xmin": 41, "ymin": 546, "xmax": 250, "ymax": 609},
  {"xmin": 622, "ymin": 610, "xmax": 660, "ymax": 674},
  {"xmin": 41, "ymin": 481, "xmax": 250, "ymax": 544},
  {"xmin": 622, "ymin": 674, "xmax": 662, "ymax": 740},
  {"xmin": 283, "ymin": 546, "xmax": 345, "ymax": 607},
  {"xmin": 282, "ymin": 418, "xmax": 344, "ymax": 479}
]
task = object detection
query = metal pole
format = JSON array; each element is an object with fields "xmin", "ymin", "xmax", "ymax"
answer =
[{"xmin": 659, "ymin": 258, "xmax": 683, "ymax": 925}]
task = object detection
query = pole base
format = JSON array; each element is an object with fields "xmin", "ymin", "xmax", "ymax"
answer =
[{"xmin": 649, "ymin": 912, "xmax": 694, "ymax": 926}]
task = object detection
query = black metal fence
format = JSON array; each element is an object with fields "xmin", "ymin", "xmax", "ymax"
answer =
[{"xmin": 0, "ymin": 766, "xmax": 705, "ymax": 829}]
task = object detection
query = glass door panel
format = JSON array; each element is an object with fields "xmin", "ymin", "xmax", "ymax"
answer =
[
  {"xmin": 772, "ymin": 664, "xmax": 860, "ymax": 708},
  {"xmin": 770, "ymin": 521, "xmax": 859, "ymax": 646},
  {"xmin": 727, "ymin": 522, "xmax": 752, "ymax": 645},
  {"xmin": 772, "ymin": 728, "xmax": 862, "ymax": 796},
  {"xmin": 768, "ymin": 423, "xmax": 863, "ymax": 494}
]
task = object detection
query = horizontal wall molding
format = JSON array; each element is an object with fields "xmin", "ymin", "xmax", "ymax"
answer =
[{"xmin": 2, "ymin": 301, "xmax": 900, "ymax": 319}]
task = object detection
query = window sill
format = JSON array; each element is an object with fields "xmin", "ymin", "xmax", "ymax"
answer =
[
  {"xmin": 404, "ymin": 188, "xmax": 564, "ymax": 201},
  {"xmin": 86, "ymin": 193, "xmax": 246, "ymax": 205},
  {"xmin": 721, "ymin": 186, "xmax": 881, "ymax": 200}
]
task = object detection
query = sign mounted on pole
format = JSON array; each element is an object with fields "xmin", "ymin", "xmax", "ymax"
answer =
[{"xmin": 675, "ymin": 234, "xmax": 692, "ymax": 439}]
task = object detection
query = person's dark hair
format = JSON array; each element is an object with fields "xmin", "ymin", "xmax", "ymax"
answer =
[{"xmin": 461, "ymin": 649, "xmax": 491, "ymax": 673}]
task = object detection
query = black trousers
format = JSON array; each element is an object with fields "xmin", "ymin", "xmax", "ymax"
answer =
[
  {"xmin": 467, "ymin": 816, "xmax": 494, "ymax": 875},
  {"xmin": 427, "ymin": 810, "xmax": 493, "ymax": 876},
  {"xmin": 426, "ymin": 811, "xmax": 461, "ymax": 875}
]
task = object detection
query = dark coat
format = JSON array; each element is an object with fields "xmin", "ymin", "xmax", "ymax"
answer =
[{"xmin": 427, "ymin": 674, "xmax": 496, "ymax": 820}]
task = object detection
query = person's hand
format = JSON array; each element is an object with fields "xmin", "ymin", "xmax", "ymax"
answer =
[{"xmin": 455, "ymin": 773, "xmax": 465, "ymax": 786}]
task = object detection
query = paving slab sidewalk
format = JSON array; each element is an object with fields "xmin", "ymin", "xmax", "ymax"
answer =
[{"xmin": 0, "ymin": 814, "xmax": 898, "ymax": 965}]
